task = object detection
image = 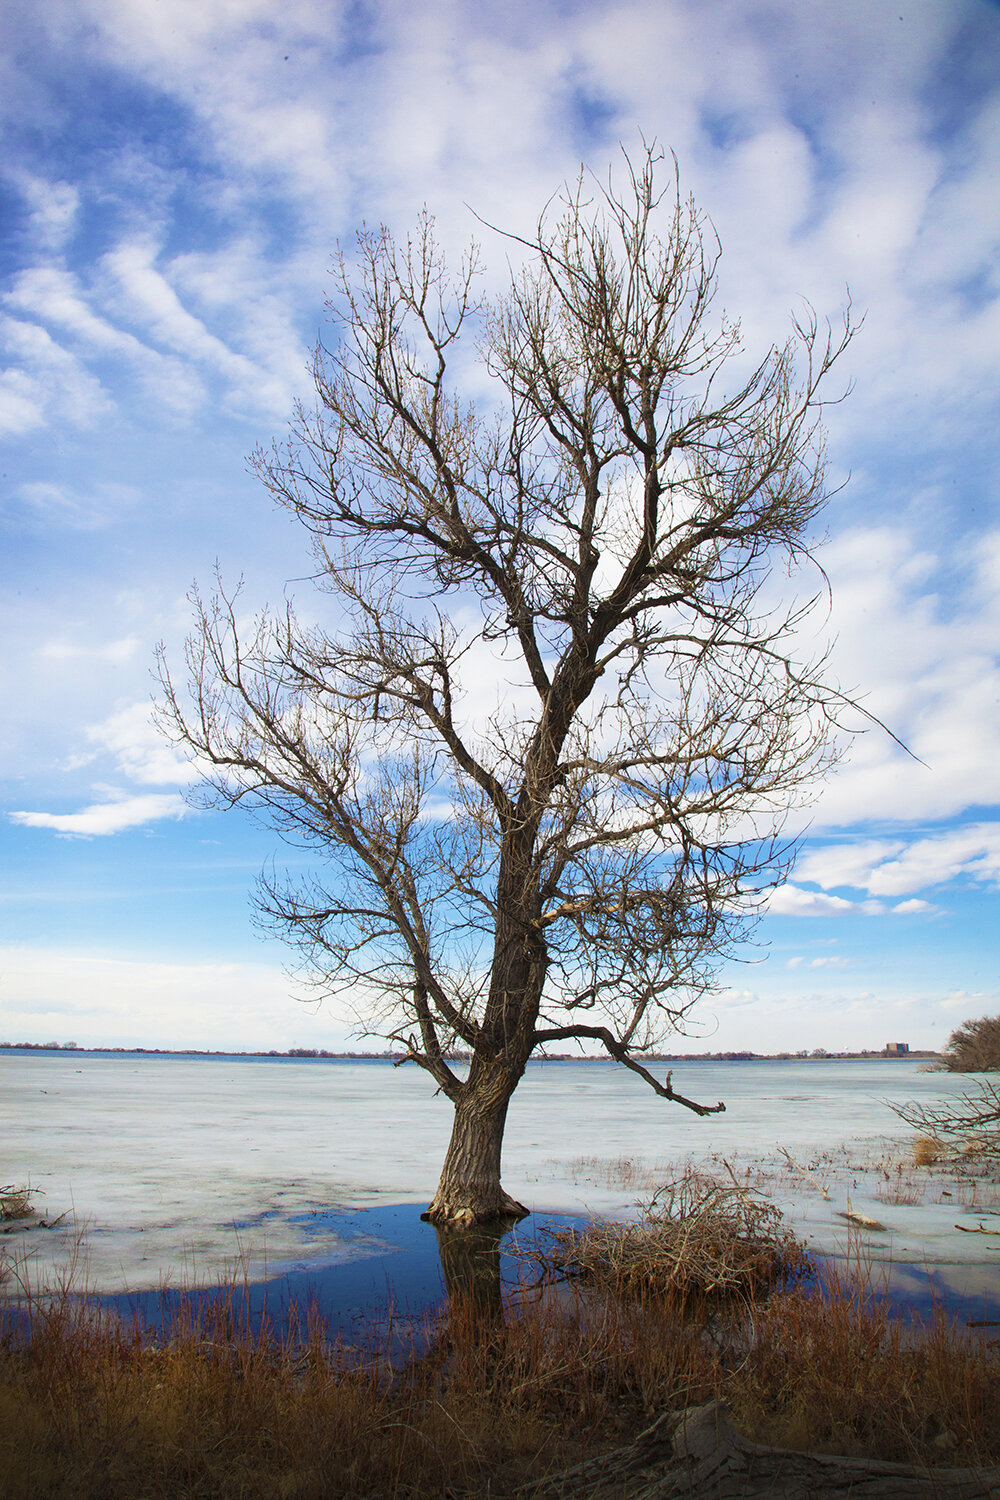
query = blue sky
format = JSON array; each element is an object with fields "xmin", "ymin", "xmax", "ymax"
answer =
[{"xmin": 1, "ymin": 0, "xmax": 998, "ymax": 1053}]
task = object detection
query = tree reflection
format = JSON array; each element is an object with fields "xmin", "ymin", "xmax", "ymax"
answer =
[{"xmin": 431, "ymin": 1215, "xmax": 523, "ymax": 1330}]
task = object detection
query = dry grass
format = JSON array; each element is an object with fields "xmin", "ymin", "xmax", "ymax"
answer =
[
  {"xmin": 913, "ymin": 1136, "xmax": 944, "ymax": 1167},
  {"xmin": 725, "ymin": 1263, "xmax": 1000, "ymax": 1466},
  {"xmin": 872, "ymin": 1164, "xmax": 926, "ymax": 1206},
  {"xmin": 561, "ymin": 1154, "xmax": 670, "ymax": 1191},
  {"xmin": 1, "ymin": 1193, "xmax": 999, "ymax": 1498},
  {"xmin": 0, "ymin": 1188, "xmax": 37, "ymax": 1223}
]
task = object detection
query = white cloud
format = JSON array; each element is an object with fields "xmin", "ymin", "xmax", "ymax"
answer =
[
  {"xmin": 941, "ymin": 990, "xmax": 999, "ymax": 1013},
  {"xmin": 0, "ymin": 944, "xmax": 348, "ymax": 1050},
  {"xmin": 795, "ymin": 839, "xmax": 906, "ymax": 892},
  {"xmin": 0, "ymin": 367, "xmax": 47, "ymax": 435},
  {"xmin": 10, "ymin": 792, "xmax": 190, "ymax": 836},
  {"xmin": 38, "ymin": 634, "xmax": 140, "ymax": 665},
  {"xmin": 766, "ymin": 884, "xmax": 859, "ymax": 917},
  {"xmin": 867, "ymin": 825, "xmax": 1000, "ymax": 897},
  {"xmin": 14, "ymin": 174, "xmax": 80, "ymax": 252},
  {"xmin": 84, "ymin": 702, "xmax": 198, "ymax": 787},
  {"xmin": 102, "ymin": 239, "xmax": 298, "ymax": 416},
  {"xmin": 0, "ymin": 314, "xmax": 111, "ymax": 429},
  {"xmin": 13, "ymin": 481, "xmax": 140, "ymax": 531},
  {"xmin": 799, "ymin": 527, "xmax": 1000, "ymax": 829},
  {"xmin": 892, "ymin": 898, "xmax": 935, "ymax": 915},
  {"xmin": 786, "ymin": 954, "xmax": 849, "ymax": 969},
  {"xmin": 4, "ymin": 266, "xmax": 206, "ymax": 418},
  {"xmin": 796, "ymin": 823, "xmax": 1000, "ymax": 898}
]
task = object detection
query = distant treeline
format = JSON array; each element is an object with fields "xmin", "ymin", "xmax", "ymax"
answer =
[
  {"xmin": 0, "ymin": 1042, "xmax": 404, "ymax": 1058},
  {"xmin": 1, "ymin": 1042, "xmax": 941, "ymax": 1061}
]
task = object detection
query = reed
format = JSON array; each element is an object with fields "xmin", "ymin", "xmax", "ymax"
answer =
[{"xmin": 872, "ymin": 1162, "xmax": 926, "ymax": 1205}]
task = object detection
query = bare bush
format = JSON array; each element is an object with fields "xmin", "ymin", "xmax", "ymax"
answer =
[
  {"xmin": 0, "ymin": 1184, "xmax": 38, "ymax": 1221},
  {"xmin": 891, "ymin": 1080, "xmax": 1000, "ymax": 1160},
  {"xmin": 536, "ymin": 1166, "xmax": 810, "ymax": 1300}
]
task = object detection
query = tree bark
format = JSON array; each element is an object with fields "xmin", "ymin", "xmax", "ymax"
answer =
[{"xmin": 422, "ymin": 1063, "xmax": 529, "ymax": 1226}]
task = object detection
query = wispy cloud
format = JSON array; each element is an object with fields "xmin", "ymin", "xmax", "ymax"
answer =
[
  {"xmin": 797, "ymin": 822, "xmax": 1000, "ymax": 897},
  {"xmin": 767, "ymin": 885, "xmax": 866, "ymax": 917},
  {"xmin": 11, "ymin": 480, "xmax": 140, "ymax": 531},
  {"xmin": 10, "ymin": 792, "xmax": 189, "ymax": 837},
  {"xmin": 84, "ymin": 702, "xmax": 198, "ymax": 787},
  {"xmin": 8, "ymin": 172, "xmax": 80, "ymax": 253},
  {"xmin": 0, "ymin": 314, "xmax": 111, "ymax": 431},
  {"xmin": 4, "ymin": 265, "xmax": 206, "ymax": 418},
  {"xmin": 102, "ymin": 239, "xmax": 300, "ymax": 417},
  {"xmin": 786, "ymin": 955, "xmax": 850, "ymax": 969}
]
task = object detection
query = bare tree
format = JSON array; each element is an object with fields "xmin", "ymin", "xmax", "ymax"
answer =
[
  {"xmin": 159, "ymin": 149, "xmax": 855, "ymax": 1225},
  {"xmin": 940, "ymin": 1015, "xmax": 1000, "ymax": 1073}
]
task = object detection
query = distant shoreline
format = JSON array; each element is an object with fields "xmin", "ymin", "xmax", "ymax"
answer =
[{"xmin": 0, "ymin": 1042, "xmax": 941, "ymax": 1062}]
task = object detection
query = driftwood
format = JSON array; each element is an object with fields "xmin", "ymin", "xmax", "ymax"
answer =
[{"xmin": 515, "ymin": 1401, "xmax": 1000, "ymax": 1498}]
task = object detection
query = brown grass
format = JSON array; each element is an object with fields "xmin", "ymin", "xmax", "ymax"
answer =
[
  {"xmin": 724, "ymin": 1263, "xmax": 1000, "ymax": 1465},
  {"xmin": 872, "ymin": 1164, "xmax": 926, "ymax": 1206},
  {"xmin": 913, "ymin": 1135, "xmax": 944, "ymax": 1167},
  {"xmin": 1, "ymin": 1198, "xmax": 999, "ymax": 1497}
]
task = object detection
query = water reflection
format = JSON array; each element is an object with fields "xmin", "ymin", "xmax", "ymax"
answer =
[
  {"xmin": 6, "ymin": 1204, "xmax": 998, "ymax": 1356},
  {"xmin": 432, "ymin": 1214, "xmax": 530, "ymax": 1329},
  {"xmin": 68, "ymin": 1203, "xmax": 582, "ymax": 1355},
  {"xmin": 813, "ymin": 1251, "xmax": 1000, "ymax": 1331}
]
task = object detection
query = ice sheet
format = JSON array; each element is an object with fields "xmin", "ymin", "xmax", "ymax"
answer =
[{"xmin": 3, "ymin": 1053, "xmax": 997, "ymax": 1295}]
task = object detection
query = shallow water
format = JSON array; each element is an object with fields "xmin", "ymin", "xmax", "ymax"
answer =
[{"xmin": 3, "ymin": 1051, "xmax": 998, "ymax": 1323}]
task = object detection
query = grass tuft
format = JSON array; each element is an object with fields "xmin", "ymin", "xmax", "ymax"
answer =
[
  {"xmin": 913, "ymin": 1136, "xmax": 944, "ymax": 1167},
  {"xmin": 0, "ymin": 1188, "xmax": 37, "ymax": 1223}
]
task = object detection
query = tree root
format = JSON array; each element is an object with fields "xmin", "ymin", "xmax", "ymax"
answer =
[
  {"xmin": 420, "ymin": 1191, "xmax": 528, "ymax": 1227},
  {"xmin": 514, "ymin": 1401, "xmax": 1000, "ymax": 1498}
]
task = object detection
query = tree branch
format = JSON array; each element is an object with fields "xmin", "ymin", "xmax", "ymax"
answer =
[{"xmin": 533, "ymin": 1024, "xmax": 726, "ymax": 1115}]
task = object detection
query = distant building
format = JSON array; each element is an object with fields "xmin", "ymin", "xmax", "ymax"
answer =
[{"xmin": 884, "ymin": 1042, "xmax": 909, "ymax": 1056}]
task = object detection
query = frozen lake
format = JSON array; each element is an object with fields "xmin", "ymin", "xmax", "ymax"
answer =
[{"xmin": 3, "ymin": 1052, "xmax": 998, "ymax": 1318}]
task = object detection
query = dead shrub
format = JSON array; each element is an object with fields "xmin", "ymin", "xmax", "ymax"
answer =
[
  {"xmin": 0, "ymin": 1187, "xmax": 37, "ymax": 1222},
  {"xmin": 536, "ymin": 1166, "xmax": 811, "ymax": 1303}
]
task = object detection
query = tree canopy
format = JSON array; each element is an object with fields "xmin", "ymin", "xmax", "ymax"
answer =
[
  {"xmin": 942, "ymin": 1015, "xmax": 1000, "ymax": 1073},
  {"xmin": 160, "ymin": 149, "xmax": 855, "ymax": 1222}
]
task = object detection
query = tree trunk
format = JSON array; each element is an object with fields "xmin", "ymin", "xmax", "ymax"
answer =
[{"xmin": 422, "ymin": 1065, "xmax": 529, "ymax": 1226}]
